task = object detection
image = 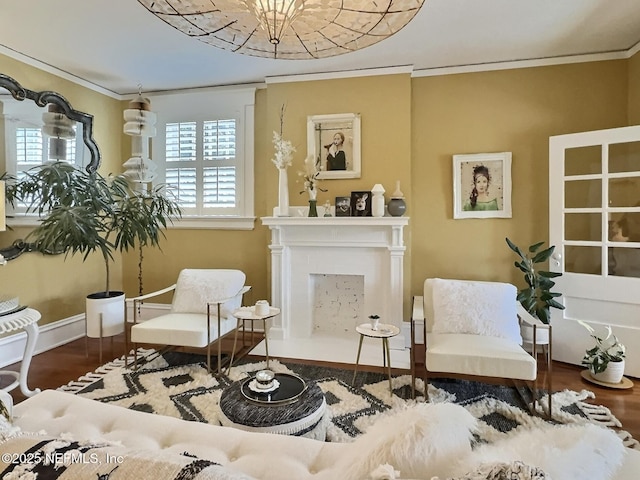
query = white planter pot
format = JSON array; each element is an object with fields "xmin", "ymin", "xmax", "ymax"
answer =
[
  {"xmin": 591, "ymin": 359, "xmax": 625, "ymax": 384},
  {"xmin": 520, "ymin": 323, "xmax": 550, "ymax": 345},
  {"xmin": 86, "ymin": 291, "xmax": 125, "ymax": 338}
]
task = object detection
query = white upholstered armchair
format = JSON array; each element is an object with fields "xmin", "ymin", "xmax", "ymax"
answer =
[
  {"xmin": 411, "ymin": 278, "xmax": 552, "ymax": 416},
  {"xmin": 127, "ymin": 269, "xmax": 251, "ymax": 373}
]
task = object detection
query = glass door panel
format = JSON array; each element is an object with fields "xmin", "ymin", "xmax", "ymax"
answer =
[
  {"xmin": 565, "ymin": 245, "xmax": 601, "ymax": 275},
  {"xmin": 609, "ymin": 141, "xmax": 640, "ymax": 173},
  {"xmin": 608, "ymin": 247, "xmax": 640, "ymax": 278},
  {"xmin": 564, "ymin": 213, "xmax": 601, "ymax": 241},
  {"xmin": 608, "ymin": 177, "xmax": 640, "ymax": 208},
  {"xmin": 565, "ymin": 145, "xmax": 602, "ymax": 175},
  {"xmin": 565, "ymin": 179, "xmax": 601, "ymax": 208}
]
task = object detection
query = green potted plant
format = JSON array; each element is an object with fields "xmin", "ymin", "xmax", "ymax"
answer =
[
  {"xmin": 506, "ymin": 238, "xmax": 565, "ymax": 348},
  {"xmin": 506, "ymin": 238, "xmax": 565, "ymax": 324},
  {"xmin": 578, "ymin": 320, "xmax": 626, "ymax": 384},
  {"xmin": 6, "ymin": 161, "xmax": 181, "ymax": 338}
]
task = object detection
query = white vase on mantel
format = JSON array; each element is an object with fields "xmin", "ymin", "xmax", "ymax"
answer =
[
  {"xmin": 277, "ymin": 168, "xmax": 290, "ymax": 217},
  {"xmin": 371, "ymin": 183, "xmax": 385, "ymax": 217}
]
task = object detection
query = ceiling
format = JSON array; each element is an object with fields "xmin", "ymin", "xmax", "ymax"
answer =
[{"xmin": 1, "ymin": 0, "xmax": 639, "ymax": 97}]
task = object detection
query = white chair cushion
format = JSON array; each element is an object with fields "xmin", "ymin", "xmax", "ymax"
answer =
[
  {"xmin": 130, "ymin": 313, "xmax": 238, "ymax": 348},
  {"xmin": 426, "ymin": 333, "xmax": 537, "ymax": 381},
  {"xmin": 171, "ymin": 269, "xmax": 246, "ymax": 316},
  {"xmin": 431, "ymin": 278, "xmax": 521, "ymax": 344}
]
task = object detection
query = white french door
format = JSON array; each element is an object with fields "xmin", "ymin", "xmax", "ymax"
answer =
[{"xmin": 549, "ymin": 125, "xmax": 640, "ymax": 378}]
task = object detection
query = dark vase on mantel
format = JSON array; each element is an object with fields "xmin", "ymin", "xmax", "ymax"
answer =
[
  {"xmin": 388, "ymin": 198, "xmax": 406, "ymax": 217},
  {"xmin": 387, "ymin": 180, "xmax": 406, "ymax": 217},
  {"xmin": 308, "ymin": 200, "xmax": 318, "ymax": 217}
]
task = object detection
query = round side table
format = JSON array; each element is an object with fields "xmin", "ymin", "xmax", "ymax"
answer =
[
  {"xmin": 352, "ymin": 322, "xmax": 400, "ymax": 393},
  {"xmin": 228, "ymin": 306, "xmax": 280, "ymax": 372},
  {"xmin": 0, "ymin": 307, "xmax": 41, "ymax": 397}
]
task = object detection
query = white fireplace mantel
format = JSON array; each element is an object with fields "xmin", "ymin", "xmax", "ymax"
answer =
[{"xmin": 261, "ymin": 215, "xmax": 409, "ymax": 350}]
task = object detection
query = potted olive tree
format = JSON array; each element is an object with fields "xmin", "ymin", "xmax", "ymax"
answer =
[
  {"xmin": 6, "ymin": 161, "xmax": 181, "ymax": 339},
  {"xmin": 506, "ymin": 238, "xmax": 565, "ymax": 346}
]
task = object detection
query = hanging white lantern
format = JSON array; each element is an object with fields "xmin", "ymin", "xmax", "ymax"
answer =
[
  {"xmin": 123, "ymin": 92, "xmax": 157, "ymax": 184},
  {"xmin": 42, "ymin": 104, "xmax": 75, "ymax": 160}
]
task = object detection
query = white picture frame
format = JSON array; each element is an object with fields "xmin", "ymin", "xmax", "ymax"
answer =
[
  {"xmin": 307, "ymin": 113, "xmax": 361, "ymax": 179},
  {"xmin": 453, "ymin": 152, "xmax": 512, "ymax": 219}
]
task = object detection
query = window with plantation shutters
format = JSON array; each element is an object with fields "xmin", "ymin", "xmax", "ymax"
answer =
[
  {"xmin": 150, "ymin": 87, "xmax": 255, "ymax": 229},
  {"xmin": 164, "ymin": 119, "xmax": 238, "ymax": 214}
]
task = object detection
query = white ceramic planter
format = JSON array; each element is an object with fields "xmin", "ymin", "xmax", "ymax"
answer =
[
  {"xmin": 591, "ymin": 359, "xmax": 625, "ymax": 384},
  {"xmin": 520, "ymin": 323, "xmax": 550, "ymax": 346},
  {"xmin": 86, "ymin": 291, "xmax": 125, "ymax": 338}
]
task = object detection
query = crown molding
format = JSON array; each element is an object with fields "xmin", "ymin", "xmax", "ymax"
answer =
[
  {"xmin": 412, "ymin": 50, "xmax": 630, "ymax": 78},
  {"xmin": 3, "ymin": 40, "xmax": 639, "ymax": 96},
  {"xmin": 266, "ymin": 65, "xmax": 414, "ymax": 84},
  {"xmin": 0, "ymin": 44, "xmax": 122, "ymax": 99}
]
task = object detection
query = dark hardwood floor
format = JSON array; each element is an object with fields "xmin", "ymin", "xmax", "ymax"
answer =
[{"xmin": 3, "ymin": 333, "xmax": 638, "ymax": 441}]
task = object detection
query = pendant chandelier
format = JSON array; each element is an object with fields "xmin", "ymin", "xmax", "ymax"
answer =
[
  {"xmin": 42, "ymin": 104, "xmax": 76, "ymax": 160},
  {"xmin": 123, "ymin": 89, "xmax": 158, "ymax": 186},
  {"xmin": 137, "ymin": 0, "xmax": 425, "ymax": 60}
]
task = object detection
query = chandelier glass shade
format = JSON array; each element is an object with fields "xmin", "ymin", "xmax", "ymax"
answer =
[
  {"xmin": 137, "ymin": 0, "xmax": 425, "ymax": 60},
  {"xmin": 42, "ymin": 104, "xmax": 76, "ymax": 160},
  {"xmin": 249, "ymin": 0, "xmax": 306, "ymax": 46},
  {"xmin": 123, "ymin": 93, "xmax": 158, "ymax": 185}
]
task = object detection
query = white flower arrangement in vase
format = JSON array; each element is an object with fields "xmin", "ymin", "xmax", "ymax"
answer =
[
  {"xmin": 298, "ymin": 155, "xmax": 328, "ymax": 217},
  {"xmin": 271, "ymin": 130, "xmax": 295, "ymax": 170},
  {"xmin": 298, "ymin": 155, "xmax": 326, "ymax": 200},
  {"xmin": 272, "ymin": 105, "xmax": 295, "ymax": 216}
]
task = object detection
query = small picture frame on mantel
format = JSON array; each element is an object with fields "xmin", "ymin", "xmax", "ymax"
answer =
[
  {"xmin": 350, "ymin": 191, "xmax": 372, "ymax": 217},
  {"xmin": 335, "ymin": 196, "xmax": 351, "ymax": 217}
]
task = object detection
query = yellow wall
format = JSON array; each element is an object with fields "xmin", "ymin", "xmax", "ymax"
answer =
[
  {"xmin": 0, "ymin": 54, "xmax": 123, "ymax": 325},
  {"xmin": 411, "ymin": 60, "xmax": 628, "ymax": 291},
  {"xmin": 0, "ymin": 53, "xmax": 634, "ymax": 333}
]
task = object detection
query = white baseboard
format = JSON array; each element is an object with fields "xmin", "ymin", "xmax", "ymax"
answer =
[
  {"xmin": 0, "ymin": 302, "xmax": 172, "ymax": 368},
  {"xmin": 0, "ymin": 314, "xmax": 86, "ymax": 368},
  {"xmin": 1, "ymin": 306, "xmax": 414, "ymax": 368}
]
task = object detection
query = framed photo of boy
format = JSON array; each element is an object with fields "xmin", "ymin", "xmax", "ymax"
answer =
[
  {"xmin": 335, "ymin": 196, "xmax": 351, "ymax": 217},
  {"xmin": 307, "ymin": 113, "xmax": 361, "ymax": 180},
  {"xmin": 350, "ymin": 191, "xmax": 372, "ymax": 217},
  {"xmin": 453, "ymin": 152, "xmax": 512, "ymax": 219}
]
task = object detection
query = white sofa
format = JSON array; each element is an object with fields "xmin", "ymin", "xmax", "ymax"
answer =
[{"xmin": 2, "ymin": 390, "xmax": 640, "ymax": 480}]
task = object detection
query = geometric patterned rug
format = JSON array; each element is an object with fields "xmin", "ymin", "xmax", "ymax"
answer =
[{"xmin": 58, "ymin": 349, "xmax": 639, "ymax": 449}]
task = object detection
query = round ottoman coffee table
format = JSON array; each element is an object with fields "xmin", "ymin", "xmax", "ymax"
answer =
[{"xmin": 218, "ymin": 373, "xmax": 328, "ymax": 440}]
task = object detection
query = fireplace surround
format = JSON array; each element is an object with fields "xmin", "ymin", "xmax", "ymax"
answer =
[{"xmin": 262, "ymin": 214, "xmax": 409, "ymax": 351}]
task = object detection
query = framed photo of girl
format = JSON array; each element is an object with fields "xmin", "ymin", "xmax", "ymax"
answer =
[
  {"xmin": 453, "ymin": 152, "xmax": 512, "ymax": 219},
  {"xmin": 307, "ymin": 113, "xmax": 361, "ymax": 179}
]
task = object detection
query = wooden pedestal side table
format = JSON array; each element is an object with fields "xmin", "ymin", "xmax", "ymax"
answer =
[
  {"xmin": 0, "ymin": 307, "xmax": 41, "ymax": 397},
  {"xmin": 352, "ymin": 322, "xmax": 400, "ymax": 393},
  {"xmin": 228, "ymin": 305, "xmax": 281, "ymax": 371}
]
